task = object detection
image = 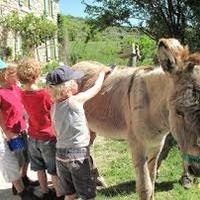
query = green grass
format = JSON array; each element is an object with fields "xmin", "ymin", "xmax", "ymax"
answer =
[
  {"xmin": 92, "ymin": 137, "xmax": 200, "ymax": 200},
  {"xmin": 69, "ymin": 41, "xmax": 127, "ymax": 66}
]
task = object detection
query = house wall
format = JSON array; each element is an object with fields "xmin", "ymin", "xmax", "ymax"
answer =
[{"xmin": 0, "ymin": 0, "xmax": 59, "ymax": 62}]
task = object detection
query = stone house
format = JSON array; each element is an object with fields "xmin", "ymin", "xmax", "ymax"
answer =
[{"xmin": 0, "ymin": 0, "xmax": 59, "ymax": 62}]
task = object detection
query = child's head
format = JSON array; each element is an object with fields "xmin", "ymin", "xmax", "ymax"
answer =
[
  {"xmin": 0, "ymin": 63, "xmax": 18, "ymax": 86},
  {"xmin": 17, "ymin": 58, "xmax": 41, "ymax": 84},
  {"xmin": 47, "ymin": 80, "xmax": 79, "ymax": 102},
  {"xmin": 46, "ymin": 65, "xmax": 84, "ymax": 102}
]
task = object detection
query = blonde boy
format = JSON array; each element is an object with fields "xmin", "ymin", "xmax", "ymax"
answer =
[
  {"xmin": 46, "ymin": 65, "xmax": 105, "ymax": 200},
  {"xmin": 17, "ymin": 58, "xmax": 63, "ymax": 200}
]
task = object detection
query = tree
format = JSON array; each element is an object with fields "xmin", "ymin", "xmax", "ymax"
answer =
[
  {"xmin": 57, "ymin": 14, "xmax": 70, "ymax": 63},
  {"xmin": 0, "ymin": 12, "xmax": 57, "ymax": 58},
  {"xmin": 83, "ymin": 0, "xmax": 199, "ymax": 47},
  {"xmin": 20, "ymin": 14, "xmax": 57, "ymax": 57},
  {"xmin": 0, "ymin": 12, "xmax": 22, "ymax": 59}
]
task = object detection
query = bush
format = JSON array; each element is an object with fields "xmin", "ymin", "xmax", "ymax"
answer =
[{"xmin": 42, "ymin": 60, "xmax": 59, "ymax": 74}]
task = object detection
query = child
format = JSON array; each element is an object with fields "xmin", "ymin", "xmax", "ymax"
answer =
[
  {"xmin": 17, "ymin": 58, "xmax": 63, "ymax": 200},
  {"xmin": 46, "ymin": 65, "xmax": 106, "ymax": 200},
  {"xmin": 0, "ymin": 59, "xmax": 39, "ymax": 200}
]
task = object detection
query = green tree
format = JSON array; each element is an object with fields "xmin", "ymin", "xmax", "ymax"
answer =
[
  {"xmin": 0, "ymin": 12, "xmax": 22, "ymax": 59},
  {"xmin": 57, "ymin": 14, "xmax": 70, "ymax": 63},
  {"xmin": 0, "ymin": 12, "xmax": 57, "ymax": 58},
  {"xmin": 20, "ymin": 14, "xmax": 57, "ymax": 57},
  {"xmin": 83, "ymin": 0, "xmax": 200, "ymax": 47}
]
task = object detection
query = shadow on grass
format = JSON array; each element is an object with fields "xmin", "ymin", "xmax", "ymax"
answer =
[
  {"xmin": 155, "ymin": 180, "xmax": 176, "ymax": 192},
  {"xmin": 98, "ymin": 180, "xmax": 175, "ymax": 197},
  {"xmin": 98, "ymin": 180, "xmax": 136, "ymax": 197}
]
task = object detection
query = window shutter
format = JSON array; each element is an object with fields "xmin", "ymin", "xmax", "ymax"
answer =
[
  {"xmin": 18, "ymin": 0, "xmax": 23, "ymax": 6},
  {"xmin": 44, "ymin": 0, "xmax": 48, "ymax": 15},
  {"xmin": 28, "ymin": 0, "xmax": 32, "ymax": 9}
]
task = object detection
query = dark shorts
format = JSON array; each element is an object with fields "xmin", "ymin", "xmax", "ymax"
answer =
[
  {"xmin": 13, "ymin": 132, "xmax": 29, "ymax": 166},
  {"xmin": 56, "ymin": 147, "xmax": 96, "ymax": 199},
  {"xmin": 28, "ymin": 138, "xmax": 56, "ymax": 175}
]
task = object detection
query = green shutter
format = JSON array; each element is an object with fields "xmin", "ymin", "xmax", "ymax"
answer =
[{"xmin": 18, "ymin": 0, "xmax": 23, "ymax": 6}]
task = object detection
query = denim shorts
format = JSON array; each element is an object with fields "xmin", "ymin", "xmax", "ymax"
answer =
[
  {"xmin": 14, "ymin": 132, "xmax": 29, "ymax": 165},
  {"xmin": 28, "ymin": 138, "xmax": 56, "ymax": 175},
  {"xmin": 56, "ymin": 147, "xmax": 96, "ymax": 199}
]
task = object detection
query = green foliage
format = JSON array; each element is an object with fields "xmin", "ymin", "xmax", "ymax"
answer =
[
  {"xmin": 0, "ymin": 11, "xmax": 57, "ymax": 56},
  {"xmin": 0, "ymin": 11, "xmax": 21, "ymax": 33},
  {"xmin": 68, "ymin": 38, "xmax": 155, "ymax": 66},
  {"xmin": 58, "ymin": 15, "xmax": 98, "ymax": 43},
  {"xmin": 68, "ymin": 41, "xmax": 121, "ymax": 65},
  {"xmin": 4, "ymin": 47, "xmax": 12, "ymax": 60},
  {"xmin": 42, "ymin": 60, "xmax": 59, "ymax": 74},
  {"xmin": 59, "ymin": 15, "xmax": 155, "ymax": 66},
  {"xmin": 138, "ymin": 36, "xmax": 156, "ymax": 65},
  {"xmin": 20, "ymin": 14, "xmax": 57, "ymax": 55},
  {"xmin": 83, "ymin": 0, "xmax": 200, "ymax": 50}
]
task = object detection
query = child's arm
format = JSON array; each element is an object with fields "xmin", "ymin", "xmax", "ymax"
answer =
[
  {"xmin": 50, "ymin": 104, "xmax": 58, "ymax": 137},
  {"xmin": 74, "ymin": 71, "xmax": 106, "ymax": 104}
]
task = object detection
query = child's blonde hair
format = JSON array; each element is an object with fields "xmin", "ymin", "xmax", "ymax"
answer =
[
  {"xmin": 17, "ymin": 58, "xmax": 41, "ymax": 84},
  {"xmin": 0, "ymin": 63, "xmax": 17, "ymax": 85},
  {"xmin": 48, "ymin": 80, "xmax": 78, "ymax": 102}
]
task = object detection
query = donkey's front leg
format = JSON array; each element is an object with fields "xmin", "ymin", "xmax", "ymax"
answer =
[
  {"xmin": 147, "ymin": 136, "xmax": 167, "ymax": 196},
  {"xmin": 147, "ymin": 147, "xmax": 162, "ymax": 200},
  {"xmin": 130, "ymin": 140, "xmax": 154, "ymax": 200}
]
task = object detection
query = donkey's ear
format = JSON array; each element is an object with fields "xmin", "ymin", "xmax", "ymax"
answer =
[{"xmin": 157, "ymin": 38, "xmax": 184, "ymax": 74}]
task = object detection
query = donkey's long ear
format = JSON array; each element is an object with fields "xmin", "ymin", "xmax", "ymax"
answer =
[{"xmin": 157, "ymin": 38, "xmax": 187, "ymax": 74}]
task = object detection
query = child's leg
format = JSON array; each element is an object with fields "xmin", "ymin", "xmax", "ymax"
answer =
[
  {"xmin": 51, "ymin": 174, "xmax": 63, "ymax": 197},
  {"xmin": 64, "ymin": 194, "xmax": 76, "ymax": 200},
  {"xmin": 12, "ymin": 178, "xmax": 24, "ymax": 193},
  {"xmin": 20, "ymin": 132, "xmax": 39, "ymax": 186},
  {"xmin": 37, "ymin": 170, "xmax": 48, "ymax": 193},
  {"xmin": 69, "ymin": 148, "xmax": 96, "ymax": 200},
  {"xmin": 28, "ymin": 138, "xmax": 49, "ymax": 195},
  {"xmin": 0, "ymin": 139, "xmax": 21, "ymax": 183},
  {"xmin": 0, "ymin": 138, "xmax": 39, "ymax": 199},
  {"xmin": 56, "ymin": 153, "xmax": 76, "ymax": 198},
  {"xmin": 40, "ymin": 140, "xmax": 64, "ymax": 198}
]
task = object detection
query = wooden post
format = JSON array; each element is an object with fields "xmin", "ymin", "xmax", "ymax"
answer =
[{"xmin": 127, "ymin": 43, "xmax": 141, "ymax": 67}]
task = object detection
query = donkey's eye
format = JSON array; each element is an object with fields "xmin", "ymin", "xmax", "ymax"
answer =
[{"xmin": 176, "ymin": 109, "xmax": 184, "ymax": 117}]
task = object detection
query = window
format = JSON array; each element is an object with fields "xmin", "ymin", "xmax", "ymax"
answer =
[
  {"xmin": 50, "ymin": 39, "xmax": 56, "ymax": 59},
  {"xmin": 18, "ymin": 0, "xmax": 31, "ymax": 9},
  {"xmin": 49, "ymin": 0, "xmax": 53, "ymax": 18},
  {"xmin": 44, "ymin": 0, "xmax": 53, "ymax": 17},
  {"xmin": 24, "ymin": 0, "xmax": 31, "ymax": 8}
]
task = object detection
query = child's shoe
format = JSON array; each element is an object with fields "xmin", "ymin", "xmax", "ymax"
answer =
[{"xmin": 18, "ymin": 189, "xmax": 40, "ymax": 200}]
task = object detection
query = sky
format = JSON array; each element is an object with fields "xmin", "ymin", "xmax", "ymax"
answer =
[{"xmin": 59, "ymin": 0, "xmax": 88, "ymax": 18}]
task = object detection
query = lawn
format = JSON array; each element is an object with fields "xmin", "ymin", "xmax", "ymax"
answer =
[{"xmin": 92, "ymin": 136, "xmax": 200, "ymax": 200}]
